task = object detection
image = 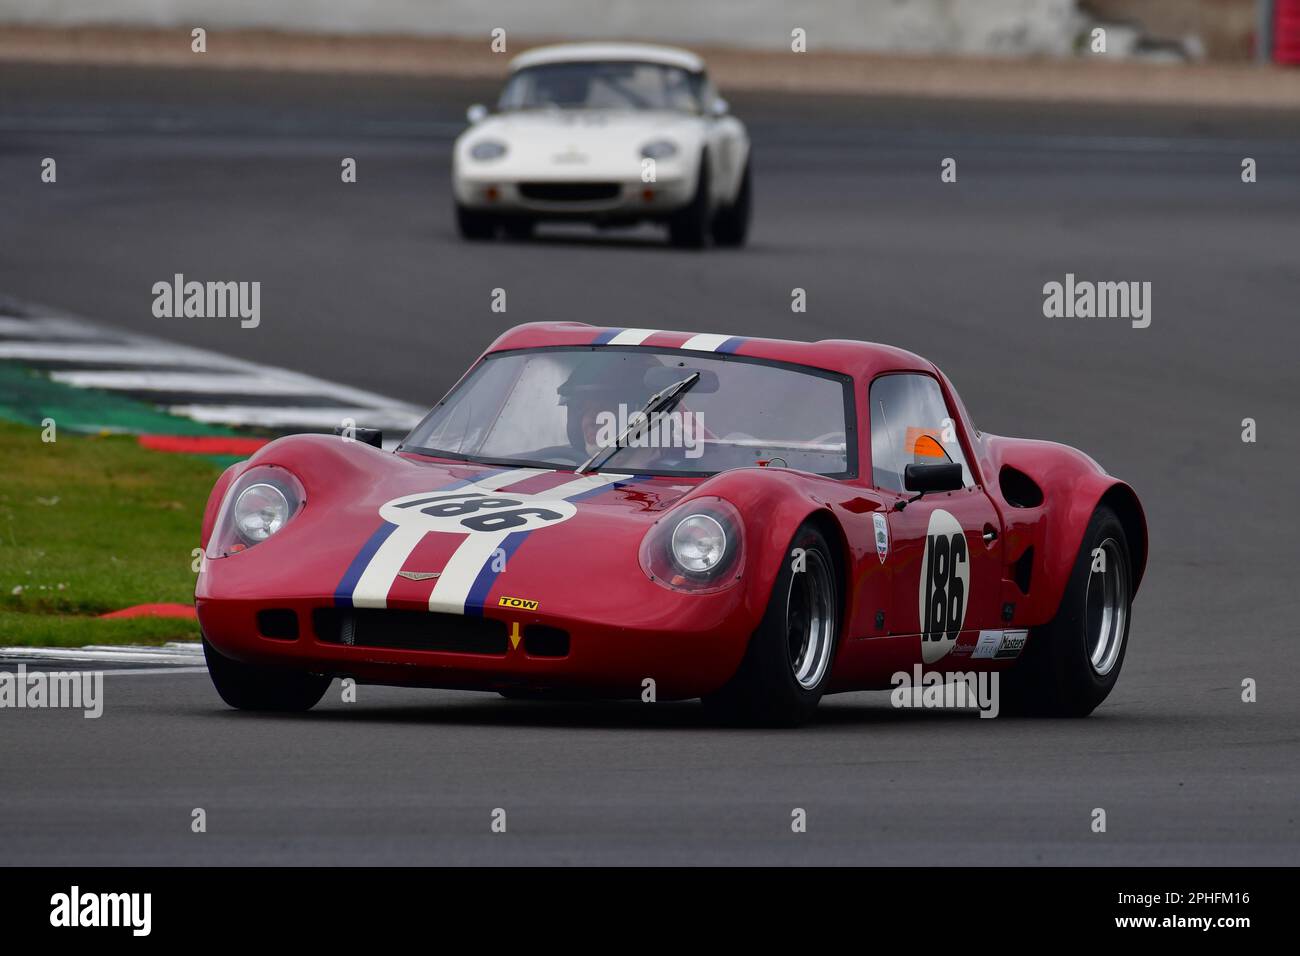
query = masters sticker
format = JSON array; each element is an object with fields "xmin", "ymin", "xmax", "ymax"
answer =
[{"xmin": 918, "ymin": 508, "xmax": 970, "ymax": 664}]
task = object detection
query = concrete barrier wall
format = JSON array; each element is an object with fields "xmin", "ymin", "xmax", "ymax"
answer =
[{"xmin": 0, "ymin": 1, "xmax": 1084, "ymax": 56}]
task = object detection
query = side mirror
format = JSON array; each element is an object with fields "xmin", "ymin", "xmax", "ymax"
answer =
[
  {"xmin": 903, "ymin": 462, "xmax": 964, "ymax": 494},
  {"xmin": 710, "ymin": 97, "xmax": 729, "ymax": 117},
  {"xmin": 466, "ymin": 103, "xmax": 489, "ymax": 124},
  {"xmin": 334, "ymin": 425, "xmax": 383, "ymax": 449}
]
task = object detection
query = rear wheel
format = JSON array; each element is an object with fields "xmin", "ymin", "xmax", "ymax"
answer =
[
  {"xmin": 1000, "ymin": 506, "xmax": 1133, "ymax": 716},
  {"xmin": 703, "ymin": 522, "xmax": 840, "ymax": 726},
  {"xmin": 455, "ymin": 204, "xmax": 496, "ymax": 240},
  {"xmin": 203, "ymin": 637, "xmax": 330, "ymax": 712},
  {"xmin": 711, "ymin": 158, "xmax": 751, "ymax": 247},
  {"xmin": 668, "ymin": 152, "xmax": 711, "ymax": 249}
]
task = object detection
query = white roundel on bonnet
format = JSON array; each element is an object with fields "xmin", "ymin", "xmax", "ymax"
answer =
[
  {"xmin": 380, "ymin": 487, "xmax": 577, "ymax": 535},
  {"xmin": 917, "ymin": 508, "xmax": 970, "ymax": 663}
]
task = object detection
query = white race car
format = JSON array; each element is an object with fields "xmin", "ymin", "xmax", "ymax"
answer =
[{"xmin": 452, "ymin": 42, "xmax": 751, "ymax": 248}]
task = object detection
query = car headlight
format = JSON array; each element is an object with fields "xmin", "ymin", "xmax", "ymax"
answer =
[
  {"xmin": 206, "ymin": 466, "xmax": 305, "ymax": 558},
  {"xmin": 234, "ymin": 483, "xmax": 290, "ymax": 543},
  {"xmin": 639, "ymin": 497, "xmax": 743, "ymax": 593},
  {"xmin": 640, "ymin": 140, "xmax": 678, "ymax": 160},
  {"xmin": 671, "ymin": 514, "xmax": 726, "ymax": 573},
  {"xmin": 470, "ymin": 140, "xmax": 508, "ymax": 161}
]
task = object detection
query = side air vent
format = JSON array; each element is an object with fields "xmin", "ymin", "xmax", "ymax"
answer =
[
  {"xmin": 257, "ymin": 609, "xmax": 299, "ymax": 641},
  {"xmin": 1012, "ymin": 547, "xmax": 1034, "ymax": 594},
  {"xmin": 523, "ymin": 625, "xmax": 570, "ymax": 658},
  {"xmin": 999, "ymin": 466, "xmax": 1044, "ymax": 508}
]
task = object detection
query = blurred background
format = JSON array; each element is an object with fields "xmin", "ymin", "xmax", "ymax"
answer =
[{"xmin": 0, "ymin": 0, "xmax": 1296, "ymax": 62}]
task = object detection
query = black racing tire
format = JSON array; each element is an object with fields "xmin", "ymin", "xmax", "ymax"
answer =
[
  {"xmin": 702, "ymin": 522, "xmax": 841, "ymax": 727},
  {"xmin": 456, "ymin": 204, "xmax": 496, "ymax": 240},
  {"xmin": 1000, "ymin": 505, "xmax": 1133, "ymax": 717},
  {"xmin": 710, "ymin": 157, "xmax": 751, "ymax": 247},
  {"xmin": 497, "ymin": 688, "xmax": 551, "ymax": 700},
  {"xmin": 668, "ymin": 151, "xmax": 711, "ymax": 249},
  {"xmin": 502, "ymin": 217, "xmax": 535, "ymax": 240},
  {"xmin": 203, "ymin": 636, "xmax": 330, "ymax": 712}
]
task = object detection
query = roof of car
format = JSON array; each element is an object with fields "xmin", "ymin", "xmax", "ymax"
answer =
[
  {"xmin": 483, "ymin": 323, "xmax": 934, "ymax": 383},
  {"xmin": 509, "ymin": 42, "xmax": 705, "ymax": 74}
]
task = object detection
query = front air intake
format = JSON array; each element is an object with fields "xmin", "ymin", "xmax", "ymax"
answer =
[{"xmin": 313, "ymin": 608, "xmax": 508, "ymax": 655}]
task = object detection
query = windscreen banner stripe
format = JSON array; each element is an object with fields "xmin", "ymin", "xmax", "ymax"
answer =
[
  {"xmin": 606, "ymin": 328, "xmax": 659, "ymax": 346},
  {"xmin": 682, "ymin": 333, "xmax": 740, "ymax": 352}
]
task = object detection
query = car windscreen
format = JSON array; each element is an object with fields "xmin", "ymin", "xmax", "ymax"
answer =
[
  {"xmin": 403, "ymin": 348, "xmax": 854, "ymax": 477},
  {"xmin": 499, "ymin": 62, "xmax": 703, "ymax": 113}
]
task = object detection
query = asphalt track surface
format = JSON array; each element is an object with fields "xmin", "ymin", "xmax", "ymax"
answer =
[{"xmin": 2, "ymin": 64, "xmax": 1299, "ymax": 865}]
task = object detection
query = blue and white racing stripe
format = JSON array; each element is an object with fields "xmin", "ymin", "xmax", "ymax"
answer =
[
  {"xmin": 680, "ymin": 332, "xmax": 747, "ymax": 353},
  {"xmin": 336, "ymin": 469, "xmax": 638, "ymax": 615},
  {"xmin": 427, "ymin": 471, "xmax": 633, "ymax": 615},
  {"xmin": 591, "ymin": 328, "xmax": 658, "ymax": 346},
  {"xmin": 336, "ymin": 467, "xmax": 542, "ymax": 610},
  {"xmin": 591, "ymin": 328, "xmax": 746, "ymax": 353}
]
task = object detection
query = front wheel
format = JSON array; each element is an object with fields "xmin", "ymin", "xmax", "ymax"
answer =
[
  {"xmin": 702, "ymin": 522, "xmax": 840, "ymax": 727},
  {"xmin": 668, "ymin": 152, "xmax": 711, "ymax": 249},
  {"xmin": 455, "ymin": 204, "xmax": 496, "ymax": 240},
  {"xmin": 711, "ymin": 158, "xmax": 751, "ymax": 247},
  {"xmin": 502, "ymin": 217, "xmax": 535, "ymax": 240},
  {"xmin": 1000, "ymin": 505, "xmax": 1133, "ymax": 717},
  {"xmin": 203, "ymin": 637, "xmax": 330, "ymax": 712}
]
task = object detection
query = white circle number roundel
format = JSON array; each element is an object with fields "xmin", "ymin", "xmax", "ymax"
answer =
[
  {"xmin": 380, "ymin": 488, "xmax": 577, "ymax": 535},
  {"xmin": 917, "ymin": 508, "xmax": 970, "ymax": 663}
]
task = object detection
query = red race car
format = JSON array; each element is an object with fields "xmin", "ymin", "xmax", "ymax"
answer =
[{"xmin": 197, "ymin": 323, "xmax": 1145, "ymax": 725}]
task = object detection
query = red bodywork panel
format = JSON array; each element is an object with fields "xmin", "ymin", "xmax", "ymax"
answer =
[{"xmin": 196, "ymin": 323, "xmax": 1145, "ymax": 697}]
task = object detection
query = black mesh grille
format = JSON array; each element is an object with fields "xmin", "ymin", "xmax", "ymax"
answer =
[
  {"xmin": 518, "ymin": 182, "xmax": 620, "ymax": 202},
  {"xmin": 313, "ymin": 608, "xmax": 508, "ymax": 655}
]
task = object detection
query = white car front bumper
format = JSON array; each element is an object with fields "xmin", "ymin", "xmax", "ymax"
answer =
[{"xmin": 453, "ymin": 174, "xmax": 695, "ymax": 218}]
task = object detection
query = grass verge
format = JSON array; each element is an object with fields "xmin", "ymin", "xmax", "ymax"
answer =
[{"xmin": 0, "ymin": 420, "xmax": 218, "ymax": 646}]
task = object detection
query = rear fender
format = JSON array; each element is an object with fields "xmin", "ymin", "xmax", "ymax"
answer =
[{"xmin": 978, "ymin": 434, "xmax": 1147, "ymax": 625}]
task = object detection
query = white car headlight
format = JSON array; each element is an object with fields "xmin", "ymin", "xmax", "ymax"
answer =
[
  {"xmin": 671, "ymin": 514, "xmax": 727, "ymax": 573},
  {"xmin": 640, "ymin": 140, "xmax": 678, "ymax": 160},
  {"xmin": 206, "ymin": 466, "xmax": 306, "ymax": 558},
  {"xmin": 234, "ymin": 483, "xmax": 290, "ymax": 543},
  {"xmin": 639, "ymin": 497, "xmax": 744, "ymax": 593},
  {"xmin": 470, "ymin": 140, "xmax": 508, "ymax": 161}
]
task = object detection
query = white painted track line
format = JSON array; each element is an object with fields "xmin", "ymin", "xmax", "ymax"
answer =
[
  {"xmin": 0, "ymin": 644, "xmax": 203, "ymax": 666},
  {"xmin": 170, "ymin": 404, "xmax": 424, "ymax": 430},
  {"xmin": 51, "ymin": 370, "xmax": 356, "ymax": 396},
  {"xmin": 0, "ymin": 297, "xmax": 425, "ymax": 435}
]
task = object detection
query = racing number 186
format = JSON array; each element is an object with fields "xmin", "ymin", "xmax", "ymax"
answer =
[
  {"xmin": 923, "ymin": 532, "xmax": 966, "ymax": 642},
  {"xmin": 395, "ymin": 491, "xmax": 564, "ymax": 532}
]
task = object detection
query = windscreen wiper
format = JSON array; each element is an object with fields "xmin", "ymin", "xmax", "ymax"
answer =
[{"xmin": 578, "ymin": 371, "xmax": 700, "ymax": 473}]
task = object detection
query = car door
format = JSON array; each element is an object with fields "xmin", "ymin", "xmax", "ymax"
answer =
[{"xmin": 868, "ymin": 373, "xmax": 1005, "ymax": 665}]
